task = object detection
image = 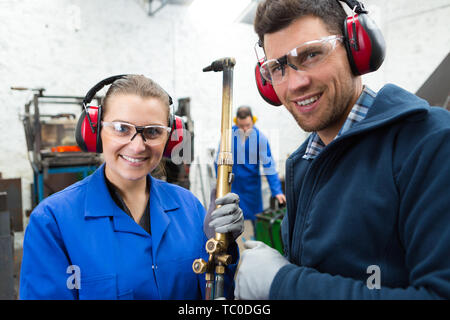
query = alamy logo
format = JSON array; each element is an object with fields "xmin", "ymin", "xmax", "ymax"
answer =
[
  {"xmin": 366, "ymin": 265, "xmax": 381, "ymax": 290},
  {"xmin": 66, "ymin": 265, "xmax": 81, "ymax": 290}
]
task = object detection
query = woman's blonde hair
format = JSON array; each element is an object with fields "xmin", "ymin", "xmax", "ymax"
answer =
[{"xmin": 102, "ymin": 75, "xmax": 171, "ymax": 125}]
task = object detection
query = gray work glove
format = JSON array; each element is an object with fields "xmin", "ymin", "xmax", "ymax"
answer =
[
  {"xmin": 203, "ymin": 191, "xmax": 244, "ymax": 240},
  {"xmin": 235, "ymin": 240, "xmax": 289, "ymax": 300}
]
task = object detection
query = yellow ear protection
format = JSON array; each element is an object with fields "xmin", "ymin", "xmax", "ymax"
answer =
[
  {"xmin": 233, "ymin": 115, "xmax": 258, "ymax": 124},
  {"xmin": 234, "ymin": 106, "xmax": 258, "ymax": 124}
]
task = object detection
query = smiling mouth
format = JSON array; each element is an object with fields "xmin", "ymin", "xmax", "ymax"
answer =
[
  {"xmin": 296, "ymin": 94, "xmax": 322, "ymax": 107},
  {"xmin": 120, "ymin": 155, "xmax": 149, "ymax": 163}
]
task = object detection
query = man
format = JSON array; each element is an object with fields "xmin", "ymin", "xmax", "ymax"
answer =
[
  {"xmin": 235, "ymin": 0, "xmax": 450, "ymax": 299},
  {"xmin": 216, "ymin": 106, "xmax": 285, "ymax": 232}
]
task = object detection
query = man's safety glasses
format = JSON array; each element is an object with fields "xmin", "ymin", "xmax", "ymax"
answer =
[
  {"xmin": 258, "ymin": 35, "xmax": 344, "ymax": 85},
  {"xmin": 101, "ymin": 121, "xmax": 171, "ymax": 146}
]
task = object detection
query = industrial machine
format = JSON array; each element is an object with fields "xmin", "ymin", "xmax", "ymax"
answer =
[
  {"xmin": 156, "ymin": 97, "xmax": 194, "ymax": 190},
  {"xmin": 15, "ymin": 87, "xmax": 103, "ymax": 209}
]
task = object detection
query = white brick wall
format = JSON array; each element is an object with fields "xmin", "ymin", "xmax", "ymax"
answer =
[
  {"xmin": 0, "ymin": 0, "xmax": 449, "ymax": 225},
  {"xmin": 361, "ymin": 0, "xmax": 450, "ymax": 91}
]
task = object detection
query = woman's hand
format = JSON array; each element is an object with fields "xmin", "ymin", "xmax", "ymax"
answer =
[{"xmin": 203, "ymin": 192, "xmax": 244, "ymax": 240}]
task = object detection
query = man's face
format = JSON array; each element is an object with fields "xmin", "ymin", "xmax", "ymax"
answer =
[
  {"xmin": 236, "ymin": 116, "xmax": 254, "ymax": 133},
  {"xmin": 264, "ymin": 15, "xmax": 361, "ymax": 139}
]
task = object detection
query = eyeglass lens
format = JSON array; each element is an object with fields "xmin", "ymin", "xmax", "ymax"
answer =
[
  {"xmin": 104, "ymin": 122, "xmax": 168, "ymax": 145},
  {"xmin": 261, "ymin": 37, "xmax": 340, "ymax": 84}
]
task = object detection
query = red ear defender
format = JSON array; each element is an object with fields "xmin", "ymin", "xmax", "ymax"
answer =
[
  {"xmin": 343, "ymin": 12, "xmax": 385, "ymax": 75},
  {"xmin": 254, "ymin": 60, "xmax": 282, "ymax": 106},
  {"xmin": 75, "ymin": 106, "xmax": 102, "ymax": 153},
  {"xmin": 76, "ymin": 75, "xmax": 177, "ymax": 155},
  {"xmin": 163, "ymin": 115, "xmax": 185, "ymax": 158}
]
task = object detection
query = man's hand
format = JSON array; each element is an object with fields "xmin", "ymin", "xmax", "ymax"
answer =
[
  {"xmin": 275, "ymin": 194, "xmax": 286, "ymax": 205},
  {"xmin": 203, "ymin": 192, "xmax": 244, "ymax": 240},
  {"xmin": 235, "ymin": 240, "xmax": 289, "ymax": 300}
]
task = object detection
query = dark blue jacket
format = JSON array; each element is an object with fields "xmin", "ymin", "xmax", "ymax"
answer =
[{"xmin": 270, "ymin": 84, "xmax": 450, "ymax": 299}]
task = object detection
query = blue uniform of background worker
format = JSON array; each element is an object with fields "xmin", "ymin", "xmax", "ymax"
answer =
[{"xmin": 216, "ymin": 106, "xmax": 285, "ymax": 226}]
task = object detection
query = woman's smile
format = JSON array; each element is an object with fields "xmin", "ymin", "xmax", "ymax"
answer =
[{"xmin": 119, "ymin": 154, "xmax": 150, "ymax": 166}]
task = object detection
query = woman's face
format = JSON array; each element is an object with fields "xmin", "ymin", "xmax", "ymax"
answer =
[{"xmin": 101, "ymin": 93, "xmax": 169, "ymax": 186}]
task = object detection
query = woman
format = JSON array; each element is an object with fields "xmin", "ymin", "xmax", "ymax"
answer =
[{"xmin": 20, "ymin": 75, "xmax": 243, "ymax": 299}]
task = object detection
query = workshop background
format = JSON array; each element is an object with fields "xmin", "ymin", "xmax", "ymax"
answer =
[{"xmin": 0, "ymin": 0, "xmax": 449, "ymax": 299}]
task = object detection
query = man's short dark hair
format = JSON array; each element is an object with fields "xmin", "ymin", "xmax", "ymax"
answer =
[
  {"xmin": 254, "ymin": 0, "xmax": 347, "ymax": 47},
  {"xmin": 236, "ymin": 106, "xmax": 253, "ymax": 120}
]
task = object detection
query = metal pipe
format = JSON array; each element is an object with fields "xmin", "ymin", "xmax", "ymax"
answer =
[
  {"xmin": 214, "ymin": 273, "xmax": 225, "ymax": 300},
  {"xmin": 192, "ymin": 57, "xmax": 236, "ymax": 300}
]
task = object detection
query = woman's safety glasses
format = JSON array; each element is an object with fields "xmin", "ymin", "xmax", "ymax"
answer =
[
  {"xmin": 102, "ymin": 121, "xmax": 171, "ymax": 146},
  {"xmin": 258, "ymin": 35, "xmax": 344, "ymax": 85}
]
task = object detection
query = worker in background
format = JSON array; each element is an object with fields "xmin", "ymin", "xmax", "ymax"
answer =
[
  {"xmin": 216, "ymin": 106, "xmax": 285, "ymax": 238},
  {"xmin": 235, "ymin": 0, "xmax": 450, "ymax": 299},
  {"xmin": 20, "ymin": 75, "xmax": 244, "ymax": 300}
]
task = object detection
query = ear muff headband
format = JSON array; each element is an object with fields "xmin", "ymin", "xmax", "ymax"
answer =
[
  {"xmin": 254, "ymin": 0, "xmax": 385, "ymax": 105},
  {"xmin": 82, "ymin": 75, "xmax": 128, "ymax": 107},
  {"xmin": 77, "ymin": 75, "xmax": 127, "ymax": 153},
  {"xmin": 76, "ymin": 74, "xmax": 182, "ymax": 156}
]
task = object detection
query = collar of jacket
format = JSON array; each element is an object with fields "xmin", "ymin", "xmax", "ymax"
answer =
[
  {"xmin": 232, "ymin": 125, "xmax": 260, "ymax": 136},
  {"xmin": 345, "ymin": 83, "xmax": 429, "ymax": 135},
  {"xmin": 83, "ymin": 163, "xmax": 180, "ymax": 248},
  {"xmin": 288, "ymin": 83, "xmax": 430, "ymax": 163},
  {"xmin": 84, "ymin": 163, "xmax": 179, "ymax": 217},
  {"xmin": 84, "ymin": 164, "xmax": 179, "ymax": 255}
]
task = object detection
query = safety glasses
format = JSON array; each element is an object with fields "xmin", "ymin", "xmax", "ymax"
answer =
[
  {"xmin": 258, "ymin": 35, "xmax": 344, "ymax": 85},
  {"xmin": 101, "ymin": 121, "xmax": 171, "ymax": 146}
]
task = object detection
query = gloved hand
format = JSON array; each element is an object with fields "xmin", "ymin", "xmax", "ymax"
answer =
[
  {"xmin": 235, "ymin": 240, "xmax": 289, "ymax": 300},
  {"xmin": 203, "ymin": 191, "xmax": 244, "ymax": 240}
]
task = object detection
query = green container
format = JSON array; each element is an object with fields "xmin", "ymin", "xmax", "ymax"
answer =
[{"xmin": 255, "ymin": 208, "xmax": 286, "ymax": 254}]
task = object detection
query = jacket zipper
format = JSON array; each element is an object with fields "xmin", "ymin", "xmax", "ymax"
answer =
[{"xmin": 290, "ymin": 140, "xmax": 348, "ymax": 265}]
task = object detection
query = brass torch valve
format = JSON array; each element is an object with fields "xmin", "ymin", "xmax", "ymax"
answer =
[{"xmin": 192, "ymin": 234, "xmax": 232, "ymax": 275}]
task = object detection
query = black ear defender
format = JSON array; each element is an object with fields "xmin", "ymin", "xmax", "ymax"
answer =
[
  {"xmin": 254, "ymin": 0, "xmax": 385, "ymax": 106},
  {"xmin": 75, "ymin": 74, "xmax": 183, "ymax": 155}
]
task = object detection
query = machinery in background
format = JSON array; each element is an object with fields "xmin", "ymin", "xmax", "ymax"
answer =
[
  {"xmin": 0, "ymin": 174, "xmax": 23, "ymax": 300},
  {"xmin": 415, "ymin": 52, "xmax": 450, "ymax": 110},
  {"xmin": 0, "ymin": 191, "xmax": 15, "ymax": 299},
  {"xmin": 255, "ymin": 180, "xmax": 286, "ymax": 255},
  {"xmin": 154, "ymin": 97, "xmax": 194, "ymax": 190},
  {"xmin": 255, "ymin": 204, "xmax": 286, "ymax": 255},
  {"xmin": 14, "ymin": 87, "xmax": 103, "ymax": 211}
]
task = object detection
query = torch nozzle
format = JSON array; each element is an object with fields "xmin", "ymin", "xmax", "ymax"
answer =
[{"xmin": 203, "ymin": 57, "xmax": 236, "ymax": 72}]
